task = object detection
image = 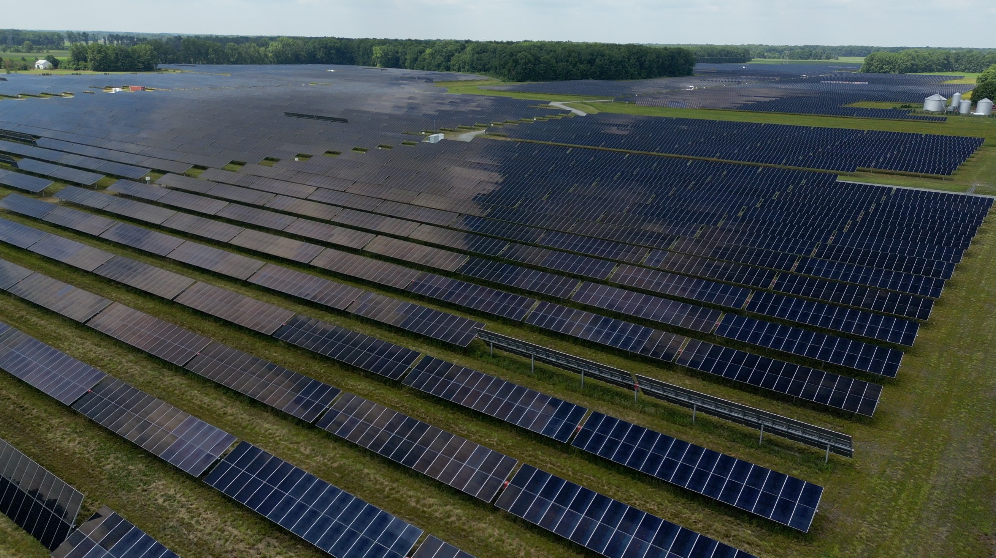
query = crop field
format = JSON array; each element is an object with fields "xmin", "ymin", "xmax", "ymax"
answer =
[{"xmin": 0, "ymin": 62, "xmax": 994, "ymax": 558}]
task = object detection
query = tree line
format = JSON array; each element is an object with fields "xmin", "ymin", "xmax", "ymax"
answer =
[
  {"xmin": 65, "ymin": 36, "xmax": 695, "ymax": 80},
  {"xmin": 972, "ymin": 65, "xmax": 996, "ymax": 102},
  {"xmin": 861, "ymin": 49, "xmax": 996, "ymax": 74}
]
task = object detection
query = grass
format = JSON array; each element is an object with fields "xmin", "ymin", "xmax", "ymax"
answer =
[
  {"xmin": 434, "ymin": 79, "xmax": 610, "ymax": 103},
  {"xmin": 914, "ymin": 71, "xmax": 981, "ymax": 85}
]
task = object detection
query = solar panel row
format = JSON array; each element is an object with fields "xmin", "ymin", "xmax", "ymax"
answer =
[
  {"xmin": 0, "ymin": 323, "xmax": 107, "ymax": 405},
  {"xmin": 573, "ymin": 413, "xmax": 822, "ymax": 532},
  {"xmin": 496, "ymin": 464, "xmax": 757, "ymax": 558},
  {"xmin": 0, "ymin": 202, "xmax": 883, "ymax": 416},
  {"xmin": 0, "ymin": 168, "xmax": 53, "ymax": 193},
  {"xmin": 42, "ymin": 189, "xmax": 484, "ymax": 347},
  {"xmin": 71, "ymin": 377, "xmax": 237, "ymax": 476},
  {"xmin": 0, "ymin": 436, "xmax": 83, "ymax": 550},
  {"xmin": 316, "ymin": 392, "xmax": 518, "ymax": 502},
  {"xmin": 204, "ymin": 441, "xmax": 424, "ymax": 558},
  {"xmin": 138, "ymin": 176, "xmax": 923, "ymax": 347},
  {"xmin": 0, "ymin": 138, "xmax": 150, "ymax": 180},
  {"xmin": 51, "ymin": 506, "xmax": 181, "ymax": 558}
]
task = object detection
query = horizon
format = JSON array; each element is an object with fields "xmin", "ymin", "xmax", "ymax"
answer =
[{"xmin": 3, "ymin": 0, "xmax": 994, "ymax": 49}]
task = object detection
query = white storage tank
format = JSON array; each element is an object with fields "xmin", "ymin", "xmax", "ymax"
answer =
[
  {"xmin": 923, "ymin": 94, "xmax": 947, "ymax": 112},
  {"xmin": 977, "ymin": 98, "xmax": 993, "ymax": 116},
  {"xmin": 960, "ymin": 99, "xmax": 972, "ymax": 114},
  {"xmin": 951, "ymin": 92, "xmax": 962, "ymax": 108}
]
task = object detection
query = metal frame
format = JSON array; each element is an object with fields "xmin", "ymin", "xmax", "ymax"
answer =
[{"xmin": 477, "ymin": 329, "xmax": 853, "ymax": 459}]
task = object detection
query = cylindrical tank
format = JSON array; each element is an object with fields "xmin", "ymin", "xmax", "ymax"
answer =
[
  {"xmin": 924, "ymin": 95, "xmax": 947, "ymax": 112},
  {"xmin": 951, "ymin": 92, "xmax": 962, "ymax": 107},
  {"xmin": 960, "ymin": 99, "xmax": 972, "ymax": 114},
  {"xmin": 977, "ymin": 98, "xmax": 993, "ymax": 116}
]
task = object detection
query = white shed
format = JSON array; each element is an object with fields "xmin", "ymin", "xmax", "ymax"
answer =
[{"xmin": 34, "ymin": 59, "xmax": 53, "ymax": 70}]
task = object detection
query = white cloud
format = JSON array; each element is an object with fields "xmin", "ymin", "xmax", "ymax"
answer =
[{"xmin": 7, "ymin": 0, "xmax": 995, "ymax": 47}]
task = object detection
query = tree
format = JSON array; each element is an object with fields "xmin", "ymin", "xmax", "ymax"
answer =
[
  {"xmin": 44, "ymin": 54, "xmax": 59, "ymax": 69},
  {"xmin": 972, "ymin": 64, "xmax": 996, "ymax": 102}
]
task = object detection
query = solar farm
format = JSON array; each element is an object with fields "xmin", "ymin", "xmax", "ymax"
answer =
[{"xmin": 0, "ymin": 61, "xmax": 994, "ymax": 558}]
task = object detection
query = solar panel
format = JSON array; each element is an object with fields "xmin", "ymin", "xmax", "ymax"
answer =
[
  {"xmin": 0, "ymin": 437, "xmax": 84, "ymax": 550},
  {"xmin": 403, "ymin": 357, "xmax": 586, "ymax": 442},
  {"xmin": 0, "ymin": 323, "xmax": 107, "ymax": 405},
  {"xmin": 160, "ymin": 211, "xmax": 245, "ymax": 243},
  {"xmin": 573, "ymin": 412, "xmax": 822, "ymax": 532},
  {"xmin": 173, "ymin": 281, "xmax": 296, "ymax": 336},
  {"xmin": 27, "ymin": 234, "xmax": 115, "ymax": 272},
  {"xmin": 0, "ymin": 258, "xmax": 32, "ymax": 289},
  {"xmin": 6, "ymin": 272, "xmax": 113, "ymax": 323},
  {"xmin": 410, "ymin": 536, "xmax": 476, "ymax": 558},
  {"xmin": 345, "ymin": 292, "xmax": 483, "ymax": 347},
  {"xmin": 86, "ymin": 303, "xmax": 213, "ymax": 367},
  {"xmin": 273, "ymin": 315, "xmax": 420, "ymax": 380},
  {"xmin": 71, "ymin": 377, "xmax": 236, "ymax": 476},
  {"xmin": 99, "ymin": 222, "xmax": 187, "ymax": 256},
  {"xmin": 166, "ymin": 241, "xmax": 266, "ymax": 281},
  {"xmin": 42, "ymin": 206, "xmax": 116, "ymax": 236},
  {"xmin": 0, "ymin": 216, "xmax": 50, "ymax": 249},
  {"xmin": 51, "ymin": 506, "xmax": 181, "ymax": 558},
  {"xmin": 204, "ymin": 441, "xmax": 424, "ymax": 558},
  {"xmin": 229, "ymin": 229, "xmax": 325, "ymax": 264},
  {"xmin": 317, "ymin": 393, "xmax": 517, "ymax": 502},
  {"xmin": 184, "ymin": 341, "xmax": 340, "ymax": 423},
  {"xmin": 55, "ymin": 185, "xmax": 113, "ymax": 209},
  {"xmin": 93, "ymin": 256, "xmax": 197, "ymax": 300},
  {"xmin": 0, "ymin": 193, "xmax": 56, "ymax": 219},
  {"xmin": 0, "ymin": 170, "xmax": 52, "ymax": 193},
  {"xmin": 248, "ymin": 264, "xmax": 365, "ymax": 311},
  {"xmin": 495, "ymin": 464, "xmax": 756, "ymax": 558},
  {"xmin": 13, "ymin": 158, "xmax": 103, "ymax": 186}
]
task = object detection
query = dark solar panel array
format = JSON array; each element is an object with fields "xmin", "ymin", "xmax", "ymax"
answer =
[
  {"xmin": 0, "ymin": 138, "xmax": 149, "ymax": 179},
  {"xmin": 0, "ymin": 437, "xmax": 84, "ymax": 550},
  {"xmin": 71, "ymin": 377, "xmax": 237, "ymax": 476},
  {"xmin": 273, "ymin": 315, "xmax": 420, "ymax": 380},
  {"xmin": 410, "ymin": 536, "xmax": 476, "ymax": 558},
  {"xmin": 6, "ymin": 272, "xmax": 112, "ymax": 323},
  {"xmin": 495, "ymin": 464, "xmax": 757, "ymax": 558},
  {"xmin": 316, "ymin": 392, "xmax": 517, "ymax": 502},
  {"xmin": 499, "ymin": 113, "xmax": 983, "ymax": 175},
  {"xmin": 204, "ymin": 441, "xmax": 424, "ymax": 558},
  {"xmin": 13, "ymin": 158, "xmax": 103, "ymax": 186},
  {"xmin": 51, "ymin": 506, "xmax": 181, "ymax": 558},
  {"xmin": 574, "ymin": 412, "xmax": 822, "ymax": 532},
  {"xmin": 0, "ymin": 168, "xmax": 53, "ymax": 193},
  {"xmin": 185, "ymin": 342, "xmax": 341, "ymax": 423},
  {"xmin": 0, "ymin": 322, "xmax": 107, "ymax": 405},
  {"xmin": 403, "ymin": 357, "xmax": 587, "ymax": 442},
  {"xmin": 47, "ymin": 188, "xmax": 484, "ymax": 347}
]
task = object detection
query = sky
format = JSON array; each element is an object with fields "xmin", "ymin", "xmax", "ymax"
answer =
[{"xmin": 11, "ymin": 0, "xmax": 996, "ymax": 48}]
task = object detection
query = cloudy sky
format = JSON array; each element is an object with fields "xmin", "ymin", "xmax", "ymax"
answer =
[{"xmin": 12, "ymin": 0, "xmax": 996, "ymax": 48}]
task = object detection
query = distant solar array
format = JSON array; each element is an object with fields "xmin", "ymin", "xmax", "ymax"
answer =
[
  {"xmin": 489, "ymin": 63, "xmax": 967, "ymax": 120},
  {"xmin": 498, "ymin": 113, "xmax": 983, "ymax": 175}
]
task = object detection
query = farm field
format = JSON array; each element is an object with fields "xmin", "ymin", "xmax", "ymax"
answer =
[{"xmin": 0, "ymin": 61, "xmax": 994, "ymax": 558}]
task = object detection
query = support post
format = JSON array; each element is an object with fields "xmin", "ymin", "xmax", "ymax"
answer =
[
  {"xmin": 825, "ymin": 444, "xmax": 830, "ymax": 464},
  {"xmin": 580, "ymin": 369, "xmax": 584, "ymax": 389},
  {"xmin": 531, "ymin": 353, "xmax": 534, "ymax": 374},
  {"xmin": 692, "ymin": 404, "xmax": 696, "ymax": 425},
  {"xmin": 490, "ymin": 342, "xmax": 493, "ymax": 357},
  {"xmin": 759, "ymin": 424, "xmax": 764, "ymax": 445},
  {"xmin": 634, "ymin": 384, "xmax": 638, "ymax": 403}
]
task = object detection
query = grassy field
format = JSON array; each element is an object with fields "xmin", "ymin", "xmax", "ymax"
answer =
[{"xmin": 0, "ymin": 68, "xmax": 995, "ymax": 558}]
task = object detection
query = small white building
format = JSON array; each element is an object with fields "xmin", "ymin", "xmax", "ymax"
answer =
[{"xmin": 34, "ymin": 59, "xmax": 53, "ymax": 70}]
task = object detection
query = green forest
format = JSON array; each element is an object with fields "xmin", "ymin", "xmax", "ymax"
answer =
[
  {"xmin": 65, "ymin": 36, "xmax": 694, "ymax": 81},
  {"xmin": 861, "ymin": 48, "xmax": 996, "ymax": 73}
]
